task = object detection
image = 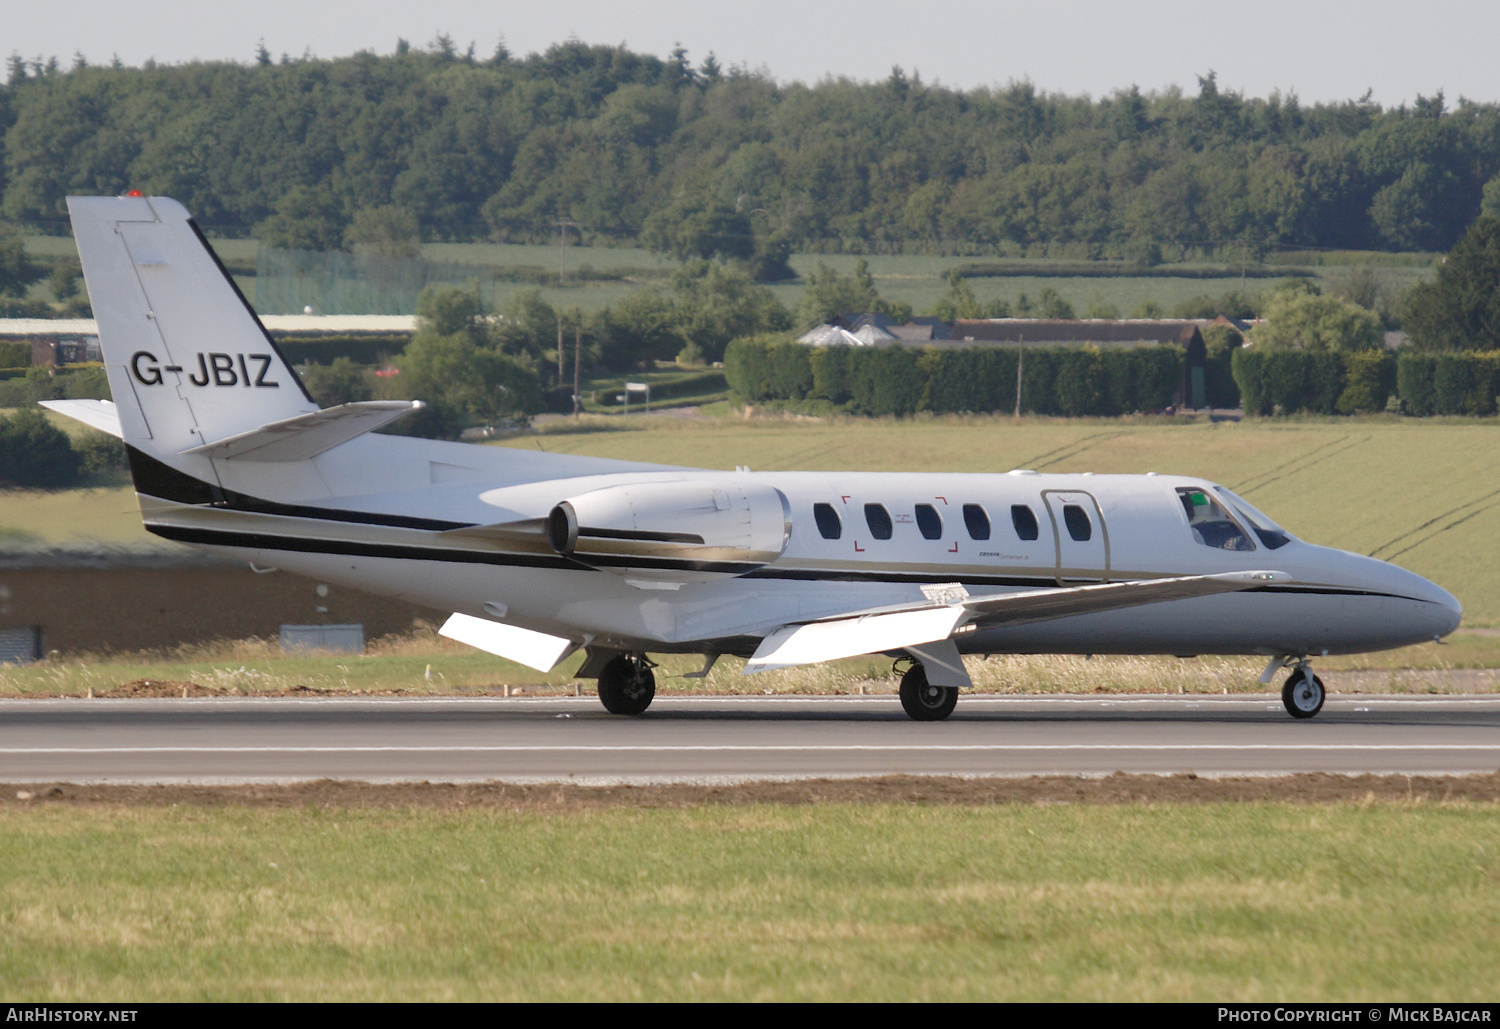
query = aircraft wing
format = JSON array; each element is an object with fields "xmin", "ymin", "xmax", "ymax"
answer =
[{"xmin": 745, "ymin": 570, "xmax": 1285, "ymax": 672}]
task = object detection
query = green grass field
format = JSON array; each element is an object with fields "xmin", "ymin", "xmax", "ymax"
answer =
[
  {"xmin": 2, "ymin": 800, "xmax": 1496, "ymax": 1001},
  {"xmin": 23, "ymin": 234, "xmax": 1429, "ymax": 317}
]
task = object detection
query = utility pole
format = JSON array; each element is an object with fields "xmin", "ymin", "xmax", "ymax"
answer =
[
  {"xmin": 573, "ymin": 323, "xmax": 582, "ymax": 419},
  {"xmin": 1014, "ymin": 334, "xmax": 1024, "ymax": 422},
  {"xmin": 556, "ymin": 313, "xmax": 565, "ymax": 382}
]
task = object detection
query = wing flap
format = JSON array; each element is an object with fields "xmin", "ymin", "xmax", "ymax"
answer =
[
  {"xmin": 746, "ymin": 604, "xmax": 966, "ymax": 672},
  {"xmin": 439, "ymin": 612, "xmax": 580, "ymax": 673},
  {"xmin": 182, "ymin": 400, "xmax": 422, "ymax": 461}
]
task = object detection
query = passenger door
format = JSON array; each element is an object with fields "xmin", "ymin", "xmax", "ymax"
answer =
[{"xmin": 1041, "ymin": 490, "xmax": 1110, "ymax": 585}]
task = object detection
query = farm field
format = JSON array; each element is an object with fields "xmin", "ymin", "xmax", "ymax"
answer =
[
  {"xmin": 21, "ymin": 234, "xmax": 1430, "ymax": 318},
  {"xmin": 2, "ymin": 798, "xmax": 1496, "ymax": 1001}
]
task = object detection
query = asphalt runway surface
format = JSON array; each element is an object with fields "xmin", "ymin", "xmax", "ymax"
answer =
[{"xmin": 2, "ymin": 694, "xmax": 1499, "ymax": 783}]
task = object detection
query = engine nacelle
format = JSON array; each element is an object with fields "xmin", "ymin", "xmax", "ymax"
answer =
[{"xmin": 547, "ymin": 480, "xmax": 791, "ymax": 585}]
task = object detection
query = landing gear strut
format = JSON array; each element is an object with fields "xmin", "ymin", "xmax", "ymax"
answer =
[
  {"xmin": 597, "ymin": 654, "xmax": 656, "ymax": 715},
  {"xmin": 1281, "ymin": 664, "xmax": 1325, "ymax": 719},
  {"xmin": 898, "ymin": 662, "xmax": 958, "ymax": 721}
]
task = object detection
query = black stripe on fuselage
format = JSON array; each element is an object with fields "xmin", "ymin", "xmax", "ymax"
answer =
[
  {"xmin": 127, "ymin": 447, "xmax": 470, "ymax": 532},
  {"xmin": 144, "ymin": 522, "xmax": 1431, "ymax": 603}
]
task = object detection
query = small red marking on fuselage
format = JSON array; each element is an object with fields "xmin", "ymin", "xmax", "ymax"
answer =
[
  {"xmin": 936, "ymin": 496, "xmax": 947, "ymax": 504},
  {"xmin": 840, "ymin": 495, "xmax": 851, "ymax": 504},
  {"xmin": 948, "ymin": 541, "xmax": 958, "ymax": 553},
  {"xmin": 853, "ymin": 541, "xmax": 864, "ymax": 552}
]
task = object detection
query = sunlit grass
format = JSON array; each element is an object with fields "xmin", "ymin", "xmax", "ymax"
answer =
[{"xmin": 1, "ymin": 801, "xmax": 1495, "ymax": 1001}]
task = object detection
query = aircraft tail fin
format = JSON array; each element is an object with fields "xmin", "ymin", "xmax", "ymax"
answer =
[{"xmin": 66, "ymin": 195, "xmax": 321, "ymax": 469}]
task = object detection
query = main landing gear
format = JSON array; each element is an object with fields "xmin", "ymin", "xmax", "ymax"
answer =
[
  {"xmin": 899, "ymin": 662, "xmax": 958, "ymax": 721},
  {"xmin": 1281, "ymin": 664, "xmax": 1326, "ymax": 719},
  {"xmin": 597, "ymin": 654, "xmax": 656, "ymax": 715}
]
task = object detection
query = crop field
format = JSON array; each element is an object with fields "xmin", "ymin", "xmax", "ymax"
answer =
[
  {"xmin": 23, "ymin": 234, "xmax": 1428, "ymax": 317},
  {"xmin": 1, "ymin": 797, "xmax": 1496, "ymax": 1001}
]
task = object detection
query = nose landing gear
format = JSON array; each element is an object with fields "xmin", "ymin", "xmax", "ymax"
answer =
[
  {"xmin": 1281, "ymin": 664, "xmax": 1325, "ymax": 719},
  {"xmin": 597, "ymin": 654, "xmax": 656, "ymax": 715}
]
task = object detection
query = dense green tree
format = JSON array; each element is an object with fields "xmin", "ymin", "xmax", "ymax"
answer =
[
  {"xmin": 0, "ymin": 222, "xmax": 40, "ymax": 298},
  {"xmin": 3, "ymin": 47, "xmax": 1500, "ymax": 258},
  {"xmin": 0, "ymin": 408, "xmax": 80, "ymax": 488},
  {"xmin": 795, "ymin": 260, "xmax": 884, "ymax": 326},
  {"xmin": 669, "ymin": 260, "xmax": 791, "ymax": 361},
  {"xmin": 1254, "ymin": 291, "xmax": 1383, "ymax": 351},
  {"xmin": 345, "ymin": 205, "xmax": 421, "ymax": 257},
  {"xmin": 1401, "ymin": 216, "xmax": 1500, "ymax": 351}
]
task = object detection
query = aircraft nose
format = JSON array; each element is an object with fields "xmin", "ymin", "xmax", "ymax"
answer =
[{"xmin": 1359, "ymin": 553, "xmax": 1462, "ymax": 639}]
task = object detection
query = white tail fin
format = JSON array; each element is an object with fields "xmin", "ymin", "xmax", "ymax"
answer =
[{"xmin": 67, "ymin": 195, "xmax": 320, "ymax": 466}]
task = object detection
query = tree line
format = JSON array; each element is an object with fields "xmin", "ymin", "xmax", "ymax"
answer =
[{"xmin": 4, "ymin": 40, "xmax": 1500, "ymax": 264}]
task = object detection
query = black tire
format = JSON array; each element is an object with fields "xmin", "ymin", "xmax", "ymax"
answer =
[
  {"xmin": 898, "ymin": 664, "xmax": 958, "ymax": 721},
  {"xmin": 1281, "ymin": 668, "xmax": 1325, "ymax": 719},
  {"xmin": 597, "ymin": 656, "xmax": 655, "ymax": 715}
]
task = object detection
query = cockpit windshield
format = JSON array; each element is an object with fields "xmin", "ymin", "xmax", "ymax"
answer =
[
  {"xmin": 1213, "ymin": 486, "xmax": 1294, "ymax": 550},
  {"xmin": 1176, "ymin": 487, "xmax": 1255, "ymax": 551}
]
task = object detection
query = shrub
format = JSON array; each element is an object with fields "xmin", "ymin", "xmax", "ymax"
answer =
[
  {"xmin": 1335, "ymin": 352, "xmax": 1397, "ymax": 414},
  {"xmin": 0, "ymin": 408, "xmax": 80, "ymax": 489}
]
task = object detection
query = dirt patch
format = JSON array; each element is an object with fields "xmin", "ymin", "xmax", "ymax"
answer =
[{"xmin": 3, "ymin": 772, "xmax": 1499, "ymax": 810}]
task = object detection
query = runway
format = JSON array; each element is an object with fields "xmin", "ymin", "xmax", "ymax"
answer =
[{"xmin": 2, "ymin": 693, "xmax": 1499, "ymax": 783}]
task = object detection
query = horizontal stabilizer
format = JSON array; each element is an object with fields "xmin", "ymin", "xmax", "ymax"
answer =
[
  {"xmin": 439, "ymin": 612, "xmax": 581, "ymax": 673},
  {"xmin": 746, "ymin": 570, "xmax": 1284, "ymax": 672},
  {"xmin": 38, "ymin": 399, "xmax": 122, "ymax": 439},
  {"xmin": 183, "ymin": 401, "xmax": 422, "ymax": 461}
]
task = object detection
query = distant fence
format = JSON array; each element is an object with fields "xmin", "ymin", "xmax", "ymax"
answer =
[{"xmin": 254, "ymin": 249, "xmax": 500, "ymax": 315}]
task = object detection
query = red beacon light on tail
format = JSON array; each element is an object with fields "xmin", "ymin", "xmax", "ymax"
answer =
[{"xmin": 125, "ymin": 190, "xmax": 142, "ymax": 197}]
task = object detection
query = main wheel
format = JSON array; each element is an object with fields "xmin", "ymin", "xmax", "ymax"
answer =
[
  {"xmin": 597, "ymin": 655, "xmax": 656, "ymax": 715},
  {"xmin": 1281, "ymin": 668, "xmax": 1325, "ymax": 719},
  {"xmin": 898, "ymin": 663, "xmax": 958, "ymax": 721}
]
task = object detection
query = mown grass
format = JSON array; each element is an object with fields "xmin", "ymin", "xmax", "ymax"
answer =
[{"xmin": 1, "ymin": 801, "xmax": 1496, "ymax": 1001}]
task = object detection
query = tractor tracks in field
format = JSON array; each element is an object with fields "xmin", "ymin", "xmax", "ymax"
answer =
[
  {"xmin": 1368, "ymin": 486, "xmax": 1500, "ymax": 562},
  {"xmin": 1228, "ymin": 434, "xmax": 1372, "ymax": 496}
]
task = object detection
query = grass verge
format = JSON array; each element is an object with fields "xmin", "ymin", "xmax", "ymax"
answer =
[{"xmin": 0, "ymin": 796, "xmax": 1496, "ymax": 1000}]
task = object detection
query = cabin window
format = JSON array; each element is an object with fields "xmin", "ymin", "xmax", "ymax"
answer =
[
  {"xmin": 1177, "ymin": 487, "xmax": 1255, "ymax": 551},
  {"xmin": 1063, "ymin": 504, "xmax": 1093, "ymax": 542},
  {"xmin": 962, "ymin": 504, "xmax": 991, "ymax": 540},
  {"xmin": 813, "ymin": 503, "xmax": 842, "ymax": 540},
  {"xmin": 1011, "ymin": 504, "xmax": 1040, "ymax": 541},
  {"xmin": 914, "ymin": 503, "xmax": 943, "ymax": 540},
  {"xmin": 864, "ymin": 503, "xmax": 893, "ymax": 540}
]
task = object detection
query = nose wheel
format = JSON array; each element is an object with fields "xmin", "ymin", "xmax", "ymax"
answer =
[
  {"xmin": 1281, "ymin": 666, "xmax": 1325, "ymax": 719},
  {"xmin": 597, "ymin": 654, "xmax": 656, "ymax": 715}
]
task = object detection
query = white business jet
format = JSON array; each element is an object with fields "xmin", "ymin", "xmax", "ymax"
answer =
[{"xmin": 44, "ymin": 196, "xmax": 1461, "ymax": 721}]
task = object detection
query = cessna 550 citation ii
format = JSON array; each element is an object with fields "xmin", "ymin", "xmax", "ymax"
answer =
[{"xmin": 45, "ymin": 195, "xmax": 1462, "ymax": 720}]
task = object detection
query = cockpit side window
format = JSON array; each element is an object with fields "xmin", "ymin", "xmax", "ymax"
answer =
[
  {"xmin": 1176, "ymin": 487, "xmax": 1255, "ymax": 551},
  {"xmin": 813, "ymin": 503, "xmax": 842, "ymax": 540},
  {"xmin": 1213, "ymin": 487, "xmax": 1293, "ymax": 550}
]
